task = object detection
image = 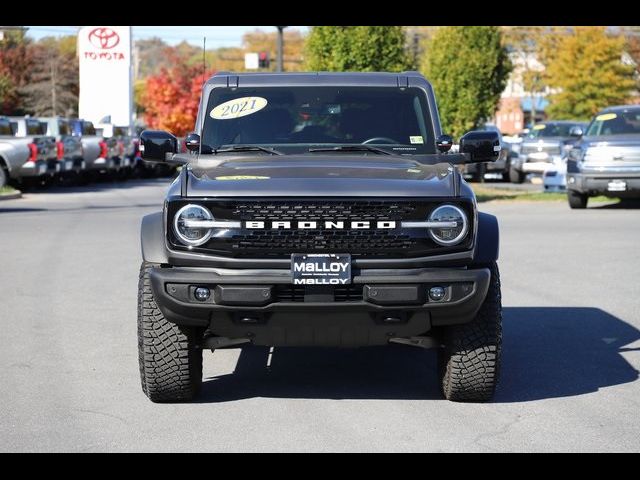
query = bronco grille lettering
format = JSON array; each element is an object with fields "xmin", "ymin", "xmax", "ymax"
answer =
[{"xmin": 244, "ymin": 220, "xmax": 397, "ymax": 230}]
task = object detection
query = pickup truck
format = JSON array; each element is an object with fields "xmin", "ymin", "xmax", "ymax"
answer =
[
  {"xmin": 111, "ymin": 125, "xmax": 137, "ymax": 178},
  {"xmin": 39, "ymin": 117, "xmax": 85, "ymax": 182},
  {"xmin": 510, "ymin": 120, "xmax": 586, "ymax": 183},
  {"xmin": 69, "ymin": 119, "xmax": 120, "ymax": 180},
  {"xmin": 137, "ymin": 71, "xmax": 503, "ymax": 403},
  {"xmin": 567, "ymin": 105, "xmax": 640, "ymax": 208},
  {"xmin": 0, "ymin": 117, "xmax": 57, "ymax": 188}
]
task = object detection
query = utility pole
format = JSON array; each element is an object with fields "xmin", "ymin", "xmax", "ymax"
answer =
[
  {"xmin": 50, "ymin": 58, "xmax": 57, "ymax": 116},
  {"xmin": 276, "ymin": 26, "xmax": 287, "ymax": 72}
]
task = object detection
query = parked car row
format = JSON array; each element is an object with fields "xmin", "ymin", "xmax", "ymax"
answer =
[{"xmin": 0, "ymin": 116, "xmax": 178, "ymax": 190}]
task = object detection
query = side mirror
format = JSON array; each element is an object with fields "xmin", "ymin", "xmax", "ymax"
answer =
[
  {"xmin": 139, "ymin": 130, "xmax": 177, "ymax": 162},
  {"xmin": 460, "ymin": 130, "xmax": 500, "ymax": 163},
  {"xmin": 436, "ymin": 134, "xmax": 453, "ymax": 153},
  {"xmin": 569, "ymin": 125, "xmax": 584, "ymax": 137},
  {"xmin": 185, "ymin": 132, "xmax": 200, "ymax": 152}
]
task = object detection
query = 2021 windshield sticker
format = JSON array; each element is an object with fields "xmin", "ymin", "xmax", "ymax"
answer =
[
  {"xmin": 596, "ymin": 113, "xmax": 617, "ymax": 121},
  {"xmin": 210, "ymin": 97, "xmax": 268, "ymax": 120}
]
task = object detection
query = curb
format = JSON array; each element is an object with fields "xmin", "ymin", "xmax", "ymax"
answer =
[{"xmin": 0, "ymin": 191, "xmax": 22, "ymax": 201}]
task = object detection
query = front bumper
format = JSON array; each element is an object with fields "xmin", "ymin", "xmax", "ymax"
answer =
[
  {"xmin": 59, "ymin": 158, "xmax": 86, "ymax": 173},
  {"xmin": 567, "ymin": 172, "xmax": 640, "ymax": 197},
  {"xmin": 19, "ymin": 160, "xmax": 53, "ymax": 178},
  {"xmin": 86, "ymin": 157, "xmax": 116, "ymax": 171},
  {"xmin": 148, "ymin": 265, "xmax": 491, "ymax": 347},
  {"xmin": 521, "ymin": 155, "xmax": 562, "ymax": 174}
]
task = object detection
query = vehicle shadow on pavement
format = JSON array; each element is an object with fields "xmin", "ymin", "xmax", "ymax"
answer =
[
  {"xmin": 591, "ymin": 199, "xmax": 640, "ymax": 209},
  {"xmin": 496, "ymin": 307, "xmax": 639, "ymax": 402},
  {"xmin": 198, "ymin": 345, "xmax": 442, "ymax": 402},
  {"xmin": 197, "ymin": 307, "xmax": 639, "ymax": 403}
]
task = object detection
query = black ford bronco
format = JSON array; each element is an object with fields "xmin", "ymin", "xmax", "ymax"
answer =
[{"xmin": 138, "ymin": 71, "xmax": 502, "ymax": 403}]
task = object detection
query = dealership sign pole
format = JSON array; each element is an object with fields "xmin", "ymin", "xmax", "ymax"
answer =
[{"xmin": 78, "ymin": 26, "xmax": 133, "ymax": 131}]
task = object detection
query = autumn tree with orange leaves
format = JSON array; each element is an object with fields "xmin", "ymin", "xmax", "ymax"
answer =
[{"xmin": 140, "ymin": 50, "xmax": 214, "ymax": 137}]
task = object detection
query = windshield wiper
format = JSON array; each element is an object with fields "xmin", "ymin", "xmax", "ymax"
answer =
[
  {"xmin": 213, "ymin": 145, "xmax": 284, "ymax": 155},
  {"xmin": 308, "ymin": 145, "xmax": 391, "ymax": 155}
]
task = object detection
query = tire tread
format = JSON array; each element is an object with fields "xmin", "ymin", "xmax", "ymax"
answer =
[
  {"xmin": 138, "ymin": 261, "xmax": 202, "ymax": 402},
  {"xmin": 440, "ymin": 262, "xmax": 502, "ymax": 402}
]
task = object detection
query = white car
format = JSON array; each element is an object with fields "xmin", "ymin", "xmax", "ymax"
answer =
[{"xmin": 543, "ymin": 156, "xmax": 567, "ymax": 192}]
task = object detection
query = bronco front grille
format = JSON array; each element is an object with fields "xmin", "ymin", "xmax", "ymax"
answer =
[
  {"xmin": 167, "ymin": 199, "xmax": 474, "ymax": 259},
  {"xmin": 231, "ymin": 230, "xmax": 416, "ymax": 253},
  {"xmin": 232, "ymin": 202, "xmax": 417, "ymax": 221}
]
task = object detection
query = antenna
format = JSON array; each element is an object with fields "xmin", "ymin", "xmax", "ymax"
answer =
[{"xmin": 202, "ymin": 36, "xmax": 206, "ymax": 86}]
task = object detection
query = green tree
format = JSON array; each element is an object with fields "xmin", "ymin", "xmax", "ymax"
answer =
[
  {"xmin": 305, "ymin": 26, "xmax": 411, "ymax": 72},
  {"xmin": 540, "ymin": 27, "xmax": 637, "ymax": 120},
  {"xmin": 0, "ymin": 28, "xmax": 33, "ymax": 115},
  {"xmin": 20, "ymin": 36, "xmax": 79, "ymax": 116},
  {"xmin": 422, "ymin": 26, "xmax": 511, "ymax": 139}
]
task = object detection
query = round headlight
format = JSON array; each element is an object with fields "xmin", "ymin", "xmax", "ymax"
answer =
[
  {"xmin": 173, "ymin": 204, "xmax": 213, "ymax": 246},
  {"xmin": 428, "ymin": 204, "xmax": 468, "ymax": 246}
]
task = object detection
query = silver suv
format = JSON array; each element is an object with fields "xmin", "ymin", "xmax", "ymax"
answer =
[{"xmin": 567, "ymin": 105, "xmax": 640, "ymax": 209}]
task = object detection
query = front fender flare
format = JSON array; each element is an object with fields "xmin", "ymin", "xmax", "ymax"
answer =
[
  {"xmin": 472, "ymin": 211, "xmax": 499, "ymax": 265},
  {"xmin": 141, "ymin": 212, "xmax": 168, "ymax": 264}
]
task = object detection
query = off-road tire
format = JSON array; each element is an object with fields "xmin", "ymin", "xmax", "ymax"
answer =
[
  {"xmin": 439, "ymin": 261, "xmax": 502, "ymax": 402},
  {"xmin": 509, "ymin": 167, "xmax": 525, "ymax": 184},
  {"xmin": 568, "ymin": 190, "xmax": 588, "ymax": 209},
  {"xmin": 138, "ymin": 261, "xmax": 203, "ymax": 402}
]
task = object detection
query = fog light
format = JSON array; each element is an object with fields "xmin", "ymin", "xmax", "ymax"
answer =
[
  {"xmin": 429, "ymin": 286, "xmax": 446, "ymax": 302},
  {"xmin": 194, "ymin": 287, "xmax": 210, "ymax": 302}
]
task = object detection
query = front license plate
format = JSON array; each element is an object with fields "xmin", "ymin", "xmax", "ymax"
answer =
[
  {"xmin": 607, "ymin": 180, "xmax": 627, "ymax": 192},
  {"xmin": 65, "ymin": 160, "xmax": 73, "ymax": 171},
  {"xmin": 292, "ymin": 254, "xmax": 351, "ymax": 285}
]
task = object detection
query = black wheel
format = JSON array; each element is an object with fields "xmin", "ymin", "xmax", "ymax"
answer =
[
  {"xmin": 439, "ymin": 262, "xmax": 502, "ymax": 402},
  {"xmin": 138, "ymin": 261, "xmax": 203, "ymax": 402},
  {"xmin": 509, "ymin": 167, "xmax": 525, "ymax": 184},
  {"xmin": 470, "ymin": 164, "xmax": 485, "ymax": 183},
  {"xmin": 568, "ymin": 190, "xmax": 588, "ymax": 209},
  {"xmin": 501, "ymin": 160, "xmax": 511, "ymax": 182},
  {"xmin": 0, "ymin": 164, "xmax": 7, "ymax": 189}
]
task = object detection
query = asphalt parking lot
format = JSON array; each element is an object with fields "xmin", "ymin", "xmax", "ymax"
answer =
[{"xmin": 1, "ymin": 179, "xmax": 639, "ymax": 452}]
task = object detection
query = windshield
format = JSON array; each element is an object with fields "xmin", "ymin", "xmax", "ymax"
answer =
[
  {"xmin": 201, "ymin": 86, "xmax": 434, "ymax": 154},
  {"xmin": 586, "ymin": 109, "xmax": 640, "ymax": 136},
  {"xmin": 58, "ymin": 120, "xmax": 71, "ymax": 136},
  {"xmin": 527, "ymin": 123, "xmax": 579, "ymax": 138},
  {"xmin": 83, "ymin": 121, "xmax": 96, "ymax": 136},
  {"xmin": 27, "ymin": 120, "xmax": 46, "ymax": 135},
  {"xmin": 0, "ymin": 118, "xmax": 12, "ymax": 136}
]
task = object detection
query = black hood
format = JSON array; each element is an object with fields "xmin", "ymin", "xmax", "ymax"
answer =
[{"xmin": 185, "ymin": 154, "xmax": 460, "ymax": 198}]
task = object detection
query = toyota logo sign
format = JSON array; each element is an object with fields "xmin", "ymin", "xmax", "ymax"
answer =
[{"xmin": 88, "ymin": 27, "xmax": 120, "ymax": 50}]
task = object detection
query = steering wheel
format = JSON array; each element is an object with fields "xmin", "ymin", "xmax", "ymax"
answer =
[{"xmin": 362, "ymin": 137, "xmax": 399, "ymax": 145}]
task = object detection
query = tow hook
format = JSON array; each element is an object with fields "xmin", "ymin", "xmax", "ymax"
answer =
[
  {"xmin": 203, "ymin": 337, "xmax": 252, "ymax": 350},
  {"xmin": 388, "ymin": 336, "xmax": 440, "ymax": 349}
]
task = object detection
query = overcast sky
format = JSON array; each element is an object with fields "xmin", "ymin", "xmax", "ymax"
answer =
[{"xmin": 24, "ymin": 26, "xmax": 309, "ymax": 48}]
